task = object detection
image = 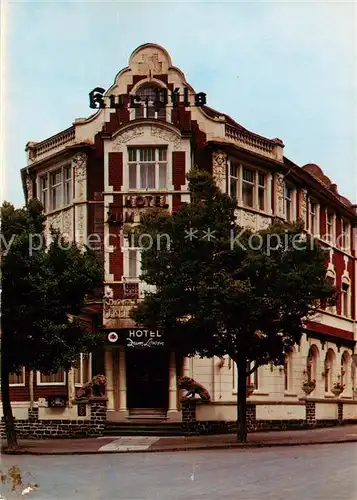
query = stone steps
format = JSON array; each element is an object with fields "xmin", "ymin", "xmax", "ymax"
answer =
[{"xmin": 104, "ymin": 421, "xmax": 184, "ymax": 437}]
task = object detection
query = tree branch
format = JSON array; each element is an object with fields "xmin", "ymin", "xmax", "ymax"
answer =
[{"xmin": 246, "ymin": 362, "xmax": 259, "ymax": 376}]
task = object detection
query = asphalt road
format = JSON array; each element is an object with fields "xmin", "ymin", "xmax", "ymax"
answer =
[{"xmin": 1, "ymin": 443, "xmax": 356, "ymax": 500}]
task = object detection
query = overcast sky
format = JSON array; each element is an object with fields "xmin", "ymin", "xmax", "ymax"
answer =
[{"xmin": 2, "ymin": 0, "xmax": 356, "ymax": 206}]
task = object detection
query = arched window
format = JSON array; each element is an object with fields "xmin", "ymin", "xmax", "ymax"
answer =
[
  {"xmin": 307, "ymin": 345, "xmax": 318, "ymax": 383},
  {"xmin": 341, "ymin": 277, "xmax": 351, "ymax": 317},
  {"xmin": 341, "ymin": 351, "xmax": 350, "ymax": 391},
  {"xmin": 134, "ymin": 85, "xmax": 166, "ymax": 120},
  {"xmin": 324, "ymin": 349, "xmax": 335, "ymax": 393}
]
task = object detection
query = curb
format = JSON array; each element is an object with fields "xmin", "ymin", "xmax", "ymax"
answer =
[{"xmin": 2, "ymin": 438, "xmax": 357, "ymax": 456}]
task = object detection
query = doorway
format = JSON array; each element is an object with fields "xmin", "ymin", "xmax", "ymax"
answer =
[{"xmin": 126, "ymin": 349, "xmax": 169, "ymax": 409}]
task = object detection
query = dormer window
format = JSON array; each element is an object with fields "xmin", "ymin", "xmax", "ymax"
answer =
[{"xmin": 134, "ymin": 85, "xmax": 166, "ymax": 120}]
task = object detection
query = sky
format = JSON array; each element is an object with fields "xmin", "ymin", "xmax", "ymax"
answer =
[{"xmin": 1, "ymin": 0, "xmax": 356, "ymax": 207}]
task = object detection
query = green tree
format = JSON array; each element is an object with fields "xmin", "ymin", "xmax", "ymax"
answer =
[
  {"xmin": 130, "ymin": 169, "xmax": 336, "ymax": 442},
  {"xmin": 0, "ymin": 200, "xmax": 103, "ymax": 449}
]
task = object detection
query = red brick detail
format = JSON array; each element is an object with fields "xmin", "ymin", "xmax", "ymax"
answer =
[
  {"xmin": 332, "ymin": 251, "xmax": 345, "ymax": 315},
  {"xmin": 172, "ymin": 152, "xmax": 186, "ymax": 190},
  {"xmin": 172, "ymin": 194, "xmax": 182, "ymax": 213},
  {"xmin": 6, "ymin": 370, "xmax": 30, "ymax": 402},
  {"xmin": 305, "ymin": 320, "xmax": 353, "ymax": 341},
  {"xmin": 108, "ymin": 153, "xmax": 123, "ymax": 191},
  {"xmin": 320, "ymin": 206, "xmax": 327, "ymax": 237},
  {"xmin": 132, "ymin": 75, "xmax": 147, "ymax": 86},
  {"xmin": 153, "ymin": 75, "xmax": 168, "ymax": 84},
  {"xmin": 347, "ymin": 257, "xmax": 355, "ymax": 319}
]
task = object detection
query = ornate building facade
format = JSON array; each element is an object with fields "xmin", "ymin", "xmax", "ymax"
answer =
[{"xmin": 4, "ymin": 43, "xmax": 357, "ymax": 436}]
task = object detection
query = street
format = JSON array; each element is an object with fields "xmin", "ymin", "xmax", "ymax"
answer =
[{"xmin": 1, "ymin": 443, "xmax": 356, "ymax": 499}]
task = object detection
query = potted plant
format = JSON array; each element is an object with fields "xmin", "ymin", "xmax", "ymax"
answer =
[
  {"xmin": 246, "ymin": 383, "xmax": 255, "ymax": 397},
  {"xmin": 331, "ymin": 381, "xmax": 345, "ymax": 397},
  {"xmin": 302, "ymin": 379, "xmax": 316, "ymax": 395},
  {"xmin": 91, "ymin": 374, "xmax": 107, "ymax": 397}
]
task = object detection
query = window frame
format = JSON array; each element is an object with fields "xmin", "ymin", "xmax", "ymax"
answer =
[
  {"xmin": 133, "ymin": 85, "xmax": 167, "ymax": 120},
  {"xmin": 38, "ymin": 163, "xmax": 73, "ymax": 214},
  {"xmin": 341, "ymin": 279, "xmax": 350, "ymax": 317},
  {"xmin": 9, "ymin": 367, "xmax": 26, "ymax": 387},
  {"xmin": 228, "ymin": 161, "xmax": 269, "ymax": 213},
  {"xmin": 127, "ymin": 147, "xmax": 168, "ymax": 191},
  {"xmin": 37, "ymin": 369, "xmax": 66, "ymax": 386},
  {"xmin": 74, "ymin": 353, "xmax": 92, "ymax": 387}
]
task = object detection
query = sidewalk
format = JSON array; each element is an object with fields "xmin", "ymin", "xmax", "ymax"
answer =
[{"xmin": 2, "ymin": 425, "xmax": 357, "ymax": 455}]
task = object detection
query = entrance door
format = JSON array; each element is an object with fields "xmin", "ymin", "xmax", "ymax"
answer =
[{"xmin": 126, "ymin": 349, "xmax": 169, "ymax": 409}]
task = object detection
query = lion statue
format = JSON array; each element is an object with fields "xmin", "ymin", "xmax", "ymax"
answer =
[{"xmin": 177, "ymin": 376, "xmax": 211, "ymax": 402}]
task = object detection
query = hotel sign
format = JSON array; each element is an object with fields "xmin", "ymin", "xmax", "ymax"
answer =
[
  {"xmin": 126, "ymin": 329, "xmax": 165, "ymax": 348},
  {"xmin": 89, "ymin": 87, "xmax": 207, "ymax": 110},
  {"xmin": 105, "ymin": 328, "xmax": 165, "ymax": 348}
]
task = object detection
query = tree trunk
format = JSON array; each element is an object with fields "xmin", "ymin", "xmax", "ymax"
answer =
[
  {"xmin": 237, "ymin": 358, "xmax": 247, "ymax": 443},
  {"xmin": 1, "ymin": 359, "xmax": 18, "ymax": 449}
]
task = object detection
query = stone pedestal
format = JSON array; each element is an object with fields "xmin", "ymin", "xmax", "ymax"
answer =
[{"xmin": 88, "ymin": 397, "xmax": 108, "ymax": 436}]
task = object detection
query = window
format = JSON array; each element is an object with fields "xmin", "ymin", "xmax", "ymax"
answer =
[
  {"xmin": 9, "ymin": 368, "xmax": 25, "ymax": 386},
  {"xmin": 309, "ymin": 201, "xmax": 317, "ymax": 233},
  {"xmin": 242, "ymin": 168, "xmax": 254, "ymax": 207},
  {"xmin": 326, "ymin": 212, "xmax": 334, "ymax": 243},
  {"xmin": 341, "ymin": 220, "xmax": 349, "ymax": 251},
  {"xmin": 38, "ymin": 369, "xmax": 66, "ymax": 385},
  {"xmin": 40, "ymin": 176, "xmax": 48, "ymax": 212},
  {"xmin": 134, "ymin": 85, "xmax": 166, "ymax": 120},
  {"xmin": 128, "ymin": 249, "xmax": 139, "ymax": 278},
  {"xmin": 341, "ymin": 352, "xmax": 349, "ymax": 390},
  {"xmin": 40, "ymin": 164, "xmax": 73, "ymax": 213},
  {"xmin": 326, "ymin": 273, "xmax": 336, "ymax": 313},
  {"xmin": 50, "ymin": 170, "xmax": 62, "ymax": 210},
  {"xmin": 258, "ymin": 173, "xmax": 266, "ymax": 211},
  {"xmin": 229, "ymin": 163, "xmax": 239, "ymax": 200},
  {"xmin": 284, "ymin": 186, "xmax": 292, "ymax": 222},
  {"xmin": 64, "ymin": 166, "xmax": 73, "ymax": 206},
  {"xmin": 128, "ymin": 147, "xmax": 167, "ymax": 190},
  {"xmin": 74, "ymin": 353, "xmax": 92, "ymax": 386},
  {"xmin": 342, "ymin": 281, "xmax": 350, "ymax": 317}
]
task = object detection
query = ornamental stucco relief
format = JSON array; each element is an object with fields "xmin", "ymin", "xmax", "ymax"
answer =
[
  {"xmin": 75, "ymin": 205, "xmax": 86, "ymax": 245},
  {"xmin": 62, "ymin": 209, "xmax": 73, "ymax": 239},
  {"xmin": 73, "ymin": 153, "xmax": 87, "ymax": 201},
  {"xmin": 242, "ymin": 211, "xmax": 257, "ymax": 231},
  {"xmin": 300, "ymin": 189, "xmax": 307, "ymax": 220},
  {"xmin": 276, "ymin": 173, "xmax": 285, "ymax": 216},
  {"xmin": 258, "ymin": 216, "xmax": 271, "ymax": 230},
  {"xmin": 150, "ymin": 126, "xmax": 181, "ymax": 150},
  {"xmin": 25, "ymin": 175, "xmax": 33, "ymax": 201},
  {"xmin": 212, "ymin": 151, "xmax": 227, "ymax": 192},
  {"xmin": 112, "ymin": 127, "xmax": 145, "ymax": 151},
  {"xmin": 47, "ymin": 212, "xmax": 62, "ymax": 232}
]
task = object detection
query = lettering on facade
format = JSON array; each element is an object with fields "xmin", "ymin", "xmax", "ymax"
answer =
[
  {"xmin": 89, "ymin": 87, "xmax": 207, "ymax": 110},
  {"xmin": 126, "ymin": 329, "xmax": 165, "ymax": 348},
  {"xmin": 103, "ymin": 299, "xmax": 137, "ymax": 319}
]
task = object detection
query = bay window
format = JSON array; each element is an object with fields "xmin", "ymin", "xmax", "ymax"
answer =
[
  {"xmin": 128, "ymin": 147, "xmax": 167, "ymax": 190},
  {"xmin": 39, "ymin": 164, "xmax": 73, "ymax": 213},
  {"xmin": 228, "ymin": 162, "xmax": 269, "ymax": 211}
]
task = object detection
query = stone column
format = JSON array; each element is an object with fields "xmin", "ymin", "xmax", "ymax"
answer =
[
  {"xmin": 104, "ymin": 349, "xmax": 115, "ymax": 411},
  {"xmin": 167, "ymin": 352, "xmax": 180, "ymax": 420},
  {"xmin": 67, "ymin": 368, "xmax": 76, "ymax": 408},
  {"xmin": 118, "ymin": 346, "xmax": 128, "ymax": 417}
]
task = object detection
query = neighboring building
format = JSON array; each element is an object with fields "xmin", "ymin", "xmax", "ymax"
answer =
[{"xmin": 4, "ymin": 43, "xmax": 357, "ymax": 435}]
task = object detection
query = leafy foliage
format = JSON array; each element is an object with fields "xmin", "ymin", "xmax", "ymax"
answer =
[
  {"xmin": 131, "ymin": 168, "xmax": 336, "ymax": 366},
  {"xmin": 1, "ymin": 199, "xmax": 103, "ymax": 374}
]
